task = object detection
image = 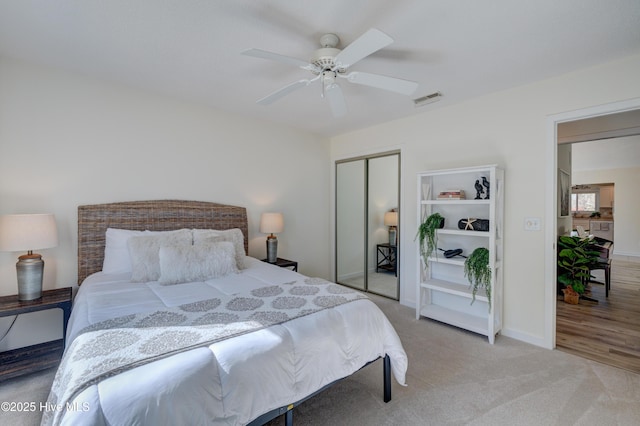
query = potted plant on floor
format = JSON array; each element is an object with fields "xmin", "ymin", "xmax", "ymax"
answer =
[
  {"xmin": 416, "ymin": 212, "xmax": 444, "ymax": 264},
  {"xmin": 464, "ymin": 247, "xmax": 492, "ymax": 309},
  {"xmin": 557, "ymin": 235, "xmax": 599, "ymax": 304}
]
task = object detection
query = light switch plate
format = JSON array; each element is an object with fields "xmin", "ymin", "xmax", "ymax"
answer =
[{"xmin": 525, "ymin": 217, "xmax": 541, "ymax": 231}]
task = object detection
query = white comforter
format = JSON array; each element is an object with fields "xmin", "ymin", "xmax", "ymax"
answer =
[{"xmin": 52, "ymin": 258, "xmax": 407, "ymax": 425}]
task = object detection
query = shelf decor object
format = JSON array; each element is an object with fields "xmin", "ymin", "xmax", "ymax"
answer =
[
  {"xmin": 416, "ymin": 165, "xmax": 504, "ymax": 343},
  {"xmin": 0, "ymin": 213, "xmax": 58, "ymax": 301},
  {"xmin": 260, "ymin": 212, "xmax": 284, "ymax": 263}
]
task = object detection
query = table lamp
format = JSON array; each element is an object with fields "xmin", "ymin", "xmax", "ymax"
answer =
[
  {"xmin": 384, "ymin": 211, "xmax": 398, "ymax": 246},
  {"xmin": 260, "ymin": 212, "xmax": 283, "ymax": 263},
  {"xmin": 0, "ymin": 213, "xmax": 58, "ymax": 300}
]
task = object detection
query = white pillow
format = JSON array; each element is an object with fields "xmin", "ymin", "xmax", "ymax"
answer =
[
  {"xmin": 128, "ymin": 229, "xmax": 192, "ymax": 282},
  {"xmin": 102, "ymin": 228, "xmax": 147, "ymax": 274},
  {"xmin": 193, "ymin": 228, "xmax": 247, "ymax": 269},
  {"xmin": 158, "ymin": 241, "xmax": 238, "ymax": 285}
]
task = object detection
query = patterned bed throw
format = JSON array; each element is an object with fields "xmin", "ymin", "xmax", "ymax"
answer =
[{"xmin": 43, "ymin": 278, "xmax": 366, "ymax": 426}]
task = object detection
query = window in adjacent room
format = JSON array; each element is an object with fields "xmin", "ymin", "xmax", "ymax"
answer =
[{"xmin": 570, "ymin": 189, "xmax": 597, "ymax": 213}]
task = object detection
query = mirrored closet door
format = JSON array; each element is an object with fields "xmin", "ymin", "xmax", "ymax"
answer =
[{"xmin": 335, "ymin": 152, "xmax": 400, "ymax": 299}]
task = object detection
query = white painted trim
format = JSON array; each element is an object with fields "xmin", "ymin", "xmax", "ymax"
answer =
[
  {"xmin": 613, "ymin": 251, "xmax": 640, "ymax": 258},
  {"xmin": 501, "ymin": 327, "xmax": 547, "ymax": 348},
  {"xmin": 545, "ymin": 97, "xmax": 640, "ymax": 350}
]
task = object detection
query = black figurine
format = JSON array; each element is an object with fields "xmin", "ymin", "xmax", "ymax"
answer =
[
  {"xmin": 482, "ymin": 176, "xmax": 490, "ymax": 199},
  {"xmin": 474, "ymin": 179, "xmax": 484, "ymax": 199}
]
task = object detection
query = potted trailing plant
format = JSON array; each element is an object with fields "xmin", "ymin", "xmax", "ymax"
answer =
[
  {"xmin": 464, "ymin": 247, "xmax": 492, "ymax": 309},
  {"xmin": 415, "ymin": 212, "xmax": 444, "ymax": 264},
  {"xmin": 557, "ymin": 235, "xmax": 600, "ymax": 303}
]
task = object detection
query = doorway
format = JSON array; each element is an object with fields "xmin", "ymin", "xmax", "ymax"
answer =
[
  {"xmin": 335, "ymin": 151, "xmax": 400, "ymax": 300},
  {"xmin": 545, "ymin": 98, "xmax": 640, "ymax": 354}
]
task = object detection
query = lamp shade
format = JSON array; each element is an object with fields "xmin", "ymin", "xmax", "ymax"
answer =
[
  {"xmin": 260, "ymin": 212, "xmax": 284, "ymax": 234},
  {"xmin": 0, "ymin": 213, "xmax": 58, "ymax": 252},
  {"xmin": 384, "ymin": 211, "xmax": 398, "ymax": 227}
]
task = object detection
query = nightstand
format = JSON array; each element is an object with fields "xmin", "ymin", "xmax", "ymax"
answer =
[
  {"xmin": 262, "ymin": 257, "xmax": 298, "ymax": 272},
  {"xmin": 0, "ymin": 287, "xmax": 72, "ymax": 381},
  {"xmin": 376, "ymin": 243, "xmax": 397, "ymax": 276}
]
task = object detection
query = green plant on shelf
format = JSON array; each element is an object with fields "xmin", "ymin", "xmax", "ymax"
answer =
[
  {"xmin": 415, "ymin": 212, "xmax": 444, "ymax": 265},
  {"xmin": 464, "ymin": 247, "xmax": 492, "ymax": 309}
]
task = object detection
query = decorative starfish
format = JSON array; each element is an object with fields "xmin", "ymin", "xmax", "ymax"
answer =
[{"xmin": 463, "ymin": 218, "xmax": 477, "ymax": 230}]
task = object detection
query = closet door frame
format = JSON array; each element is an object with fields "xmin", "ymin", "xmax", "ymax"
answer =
[{"xmin": 335, "ymin": 150, "xmax": 400, "ymax": 300}]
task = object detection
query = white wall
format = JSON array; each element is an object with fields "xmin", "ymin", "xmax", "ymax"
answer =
[
  {"xmin": 330, "ymin": 53, "xmax": 640, "ymax": 347},
  {"xmin": 0, "ymin": 57, "xmax": 330, "ymax": 349}
]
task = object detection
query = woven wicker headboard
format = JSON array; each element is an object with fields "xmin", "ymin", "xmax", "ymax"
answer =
[{"xmin": 77, "ymin": 200, "xmax": 248, "ymax": 285}]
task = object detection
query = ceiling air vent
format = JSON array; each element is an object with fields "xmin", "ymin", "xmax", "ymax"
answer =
[{"xmin": 413, "ymin": 91, "xmax": 442, "ymax": 107}]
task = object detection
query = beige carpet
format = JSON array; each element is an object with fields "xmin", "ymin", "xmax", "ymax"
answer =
[{"xmin": 2, "ymin": 295, "xmax": 640, "ymax": 425}]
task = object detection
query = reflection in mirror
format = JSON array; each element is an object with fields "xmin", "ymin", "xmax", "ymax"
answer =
[
  {"xmin": 336, "ymin": 160, "xmax": 365, "ymax": 290},
  {"xmin": 367, "ymin": 155, "xmax": 399, "ymax": 299},
  {"xmin": 335, "ymin": 153, "xmax": 399, "ymax": 300}
]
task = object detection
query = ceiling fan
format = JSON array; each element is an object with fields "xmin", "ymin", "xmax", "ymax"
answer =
[{"xmin": 242, "ymin": 28, "xmax": 419, "ymax": 117}]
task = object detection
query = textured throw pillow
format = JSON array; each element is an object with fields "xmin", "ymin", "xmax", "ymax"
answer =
[
  {"xmin": 128, "ymin": 229, "xmax": 192, "ymax": 282},
  {"xmin": 193, "ymin": 228, "xmax": 247, "ymax": 269},
  {"xmin": 158, "ymin": 241, "xmax": 238, "ymax": 285},
  {"xmin": 102, "ymin": 228, "xmax": 147, "ymax": 274}
]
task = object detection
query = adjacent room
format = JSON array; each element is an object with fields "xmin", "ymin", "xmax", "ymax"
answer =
[{"xmin": 1, "ymin": 1, "xmax": 640, "ymax": 425}]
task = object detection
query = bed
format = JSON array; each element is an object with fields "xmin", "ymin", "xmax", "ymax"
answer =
[{"xmin": 43, "ymin": 200, "xmax": 407, "ymax": 426}]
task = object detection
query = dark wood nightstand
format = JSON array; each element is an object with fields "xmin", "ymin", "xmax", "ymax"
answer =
[
  {"xmin": 0, "ymin": 287, "xmax": 72, "ymax": 381},
  {"xmin": 262, "ymin": 257, "xmax": 298, "ymax": 272}
]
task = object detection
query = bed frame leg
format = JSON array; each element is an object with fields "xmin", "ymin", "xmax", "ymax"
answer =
[
  {"xmin": 284, "ymin": 408, "xmax": 293, "ymax": 426},
  {"xmin": 383, "ymin": 354, "xmax": 391, "ymax": 403}
]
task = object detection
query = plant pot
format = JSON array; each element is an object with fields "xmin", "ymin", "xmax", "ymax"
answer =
[
  {"xmin": 437, "ymin": 217, "xmax": 445, "ymax": 228},
  {"xmin": 563, "ymin": 293, "xmax": 579, "ymax": 304}
]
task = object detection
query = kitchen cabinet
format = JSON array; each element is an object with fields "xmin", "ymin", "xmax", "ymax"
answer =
[
  {"xmin": 590, "ymin": 220, "xmax": 614, "ymax": 242},
  {"xmin": 600, "ymin": 186, "xmax": 614, "ymax": 208}
]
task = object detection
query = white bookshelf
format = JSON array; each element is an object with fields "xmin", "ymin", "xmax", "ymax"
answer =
[{"xmin": 416, "ymin": 165, "xmax": 504, "ymax": 343}]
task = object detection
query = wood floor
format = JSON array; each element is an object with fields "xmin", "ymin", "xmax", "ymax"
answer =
[{"xmin": 556, "ymin": 259, "xmax": 640, "ymax": 373}]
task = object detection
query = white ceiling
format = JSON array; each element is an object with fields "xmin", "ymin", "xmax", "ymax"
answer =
[{"xmin": 1, "ymin": 0, "xmax": 639, "ymax": 137}]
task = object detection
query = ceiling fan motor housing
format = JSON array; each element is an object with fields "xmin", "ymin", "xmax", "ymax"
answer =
[
  {"xmin": 311, "ymin": 47, "xmax": 342, "ymax": 72},
  {"xmin": 311, "ymin": 34, "xmax": 344, "ymax": 73}
]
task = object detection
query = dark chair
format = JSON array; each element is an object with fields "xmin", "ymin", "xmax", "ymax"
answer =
[{"xmin": 589, "ymin": 237, "xmax": 613, "ymax": 297}]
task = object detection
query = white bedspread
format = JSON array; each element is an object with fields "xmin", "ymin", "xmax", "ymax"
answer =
[{"xmin": 48, "ymin": 258, "xmax": 407, "ymax": 426}]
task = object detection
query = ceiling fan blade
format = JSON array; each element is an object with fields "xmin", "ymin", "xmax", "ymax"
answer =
[
  {"xmin": 334, "ymin": 28, "xmax": 393, "ymax": 69},
  {"xmin": 257, "ymin": 79, "xmax": 311, "ymax": 105},
  {"xmin": 345, "ymin": 71, "xmax": 418, "ymax": 96},
  {"xmin": 325, "ymin": 83, "xmax": 347, "ymax": 117},
  {"xmin": 241, "ymin": 48, "xmax": 318, "ymax": 71}
]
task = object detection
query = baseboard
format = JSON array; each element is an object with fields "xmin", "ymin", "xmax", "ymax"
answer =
[
  {"xmin": 500, "ymin": 327, "xmax": 550, "ymax": 349},
  {"xmin": 612, "ymin": 252, "xmax": 640, "ymax": 263}
]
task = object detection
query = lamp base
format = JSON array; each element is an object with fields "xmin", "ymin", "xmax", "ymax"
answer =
[
  {"xmin": 16, "ymin": 253, "xmax": 44, "ymax": 301},
  {"xmin": 388, "ymin": 227, "xmax": 397, "ymax": 246},
  {"xmin": 266, "ymin": 236, "xmax": 278, "ymax": 263}
]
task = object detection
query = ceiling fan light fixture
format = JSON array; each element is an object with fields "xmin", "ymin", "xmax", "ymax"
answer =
[{"xmin": 414, "ymin": 91, "xmax": 442, "ymax": 107}]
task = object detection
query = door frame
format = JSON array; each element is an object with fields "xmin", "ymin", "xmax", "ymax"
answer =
[
  {"xmin": 335, "ymin": 150, "xmax": 401, "ymax": 300},
  {"xmin": 544, "ymin": 97, "xmax": 640, "ymax": 349}
]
